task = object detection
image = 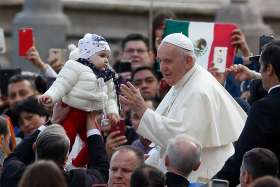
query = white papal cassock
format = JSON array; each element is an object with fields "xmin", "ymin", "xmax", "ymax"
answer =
[{"xmin": 137, "ymin": 63, "xmax": 247, "ymax": 181}]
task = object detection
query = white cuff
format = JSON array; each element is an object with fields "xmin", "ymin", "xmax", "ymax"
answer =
[
  {"xmin": 40, "ymin": 64, "xmax": 57, "ymax": 78},
  {"xmin": 250, "ymin": 70, "xmax": 262, "ymax": 80},
  {"xmin": 87, "ymin": 129, "xmax": 101, "ymax": 137},
  {"xmin": 38, "ymin": 125, "xmax": 47, "ymax": 132}
]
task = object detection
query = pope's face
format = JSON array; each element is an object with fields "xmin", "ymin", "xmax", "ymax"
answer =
[{"xmin": 157, "ymin": 43, "xmax": 189, "ymax": 86}]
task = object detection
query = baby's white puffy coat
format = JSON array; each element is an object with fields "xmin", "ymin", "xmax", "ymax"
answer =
[{"xmin": 43, "ymin": 59, "xmax": 119, "ymax": 115}]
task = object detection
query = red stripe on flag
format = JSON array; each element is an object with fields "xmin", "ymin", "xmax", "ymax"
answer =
[{"xmin": 208, "ymin": 23, "xmax": 237, "ymax": 69}]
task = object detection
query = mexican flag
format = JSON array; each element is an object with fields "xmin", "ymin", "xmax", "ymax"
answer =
[{"xmin": 164, "ymin": 19, "xmax": 237, "ymax": 71}]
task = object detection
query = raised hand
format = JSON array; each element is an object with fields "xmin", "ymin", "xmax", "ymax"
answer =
[
  {"xmin": 231, "ymin": 29, "xmax": 251, "ymax": 65},
  {"xmin": 25, "ymin": 46, "xmax": 47, "ymax": 70},
  {"xmin": 105, "ymin": 131, "xmax": 127, "ymax": 159},
  {"xmin": 208, "ymin": 66, "xmax": 227, "ymax": 85},
  {"xmin": 226, "ymin": 64, "xmax": 259, "ymax": 81},
  {"xmin": 119, "ymin": 82, "xmax": 147, "ymax": 121}
]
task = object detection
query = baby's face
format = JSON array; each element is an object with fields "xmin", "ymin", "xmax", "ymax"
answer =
[{"xmin": 89, "ymin": 50, "xmax": 110, "ymax": 70}]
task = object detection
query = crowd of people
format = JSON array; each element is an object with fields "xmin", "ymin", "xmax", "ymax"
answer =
[{"xmin": 0, "ymin": 10, "xmax": 280, "ymax": 187}]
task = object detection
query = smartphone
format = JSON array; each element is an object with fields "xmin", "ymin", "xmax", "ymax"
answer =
[
  {"xmin": 114, "ymin": 61, "xmax": 132, "ymax": 73},
  {"xmin": 18, "ymin": 27, "xmax": 34, "ymax": 56},
  {"xmin": 208, "ymin": 179, "xmax": 229, "ymax": 187},
  {"xmin": 48, "ymin": 48, "xmax": 67, "ymax": 65},
  {"xmin": 114, "ymin": 61, "xmax": 132, "ymax": 82},
  {"xmin": 0, "ymin": 28, "xmax": 6, "ymax": 54},
  {"xmin": 109, "ymin": 120, "xmax": 125, "ymax": 137},
  {"xmin": 249, "ymin": 35, "xmax": 274, "ymax": 68},
  {"xmin": 0, "ymin": 68, "xmax": 21, "ymax": 96},
  {"xmin": 213, "ymin": 47, "xmax": 228, "ymax": 72}
]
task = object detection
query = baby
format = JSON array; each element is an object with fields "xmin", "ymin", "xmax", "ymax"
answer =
[{"xmin": 39, "ymin": 33, "xmax": 119, "ymax": 167}]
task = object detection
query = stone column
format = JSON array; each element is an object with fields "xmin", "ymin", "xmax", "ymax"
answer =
[
  {"xmin": 215, "ymin": 0, "xmax": 273, "ymax": 54},
  {"xmin": 0, "ymin": 55, "xmax": 10, "ymax": 69},
  {"xmin": 12, "ymin": 0, "xmax": 70, "ymax": 72}
]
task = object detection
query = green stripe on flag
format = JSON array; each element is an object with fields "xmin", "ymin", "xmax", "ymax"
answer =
[{"xmin": 164, "ymin": 19, "xmax": 189, "ymax": 37}]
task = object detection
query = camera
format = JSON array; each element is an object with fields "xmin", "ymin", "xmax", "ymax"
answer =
[
  {"xmin": 249, "ymin": 35, "xmax": 274, "ymax": 66},
  {"xmin": 113, "ymin": 60, "xmax": 132, "ymax": 83}
]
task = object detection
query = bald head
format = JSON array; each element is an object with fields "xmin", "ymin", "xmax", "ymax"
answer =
[
  {"xmin": 108, "ymin": 146, "xmax": 144, "ymax": 187},
  {"xmin": 165, "ymin": 134, "xmax": 202, "ymax": 177}
]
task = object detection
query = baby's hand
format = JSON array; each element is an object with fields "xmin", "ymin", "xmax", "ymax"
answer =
[
  {"xmin": 38, "ymin": 95, "xmax": 53, "ymax": 106},
  {"xmin": 108, "ymin": 113, "xmax": 119, "ymax": 125}
]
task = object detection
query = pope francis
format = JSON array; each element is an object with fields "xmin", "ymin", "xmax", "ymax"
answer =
[{"xmin": 120, "ymin": 33, "xmax": 247, "ymax": 181}]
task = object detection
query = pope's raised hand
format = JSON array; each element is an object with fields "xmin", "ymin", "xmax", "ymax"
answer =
[{"xmin": 120, "ymin": 82, "xmax": 148, "ymax": 122}]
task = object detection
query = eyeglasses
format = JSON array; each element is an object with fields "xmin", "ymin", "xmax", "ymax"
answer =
[{"xmin": 124, "ymin": 48, "xmax": 148, "ymax": 54}]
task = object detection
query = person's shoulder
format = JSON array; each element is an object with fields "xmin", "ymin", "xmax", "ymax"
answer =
[
  {"xmin": 65, "ymin": 169, "xmax": 87, "ymax": 187},
  {"xmin": 251, "ymin": 93, "xmax": 277, "ymax": 107},
  {"xmin": 249, "ymin": 94, "xmax": 278, "ymax": 117},
  {"xmin": 65, "ymin": 168, "xmax": 106, "ymax": 186},
  {"xmin": 190, "ymin": 67, "xmax": 219, "ymax": 89},
  {"xmin": 1, "ymin": 155, "xmax": 26, "ymax": 186},
  {"xmin": 66, "ymin": 168, "xmax": 87, "ymax": 178}
]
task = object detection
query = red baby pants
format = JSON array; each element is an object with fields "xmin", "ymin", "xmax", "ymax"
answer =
[{"xmin": 62, "ymin": 107, "xmax": 89, "ymax": 167}]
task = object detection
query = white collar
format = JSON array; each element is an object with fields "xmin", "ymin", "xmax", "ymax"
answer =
[
  {"xmin": 174, "ymin": 63, "xmax": 198, "ymax": 90},
  {"xmin": 268, "ymin": 84, "xmax": 280, "ymax": 94}
]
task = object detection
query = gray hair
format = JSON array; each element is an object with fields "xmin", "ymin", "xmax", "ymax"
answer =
[
  {"xmin": 179, "ymin": 47, "xmax": 197, "ymax": 63},
  {"xmin": 165, "ymin": 134, "xmax": 202, "ymax": 177},
  {"xmin": 35, "ymin": 124, "xmax": 70, "ymax": 167}
]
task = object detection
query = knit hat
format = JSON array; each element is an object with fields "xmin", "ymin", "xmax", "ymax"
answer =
[
  {"xmin": 161, "ymin": 33, "xmax": 194, "ymax": 52},
  {"xmin": 78, "ymin": 33, "xmax": 110, "ymax": 60}
]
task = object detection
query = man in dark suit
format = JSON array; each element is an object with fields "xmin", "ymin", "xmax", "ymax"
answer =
[
  {"xmin": 1, "ymin": 113, "xmax": 109, "ymax": 187},
  {"xmin": 215, "ymin": 40, "xmax": 280, "ymax": 187},
  {"xmin": 239, "ymin": 148, "xmax": 279, "ymax": 187}
]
